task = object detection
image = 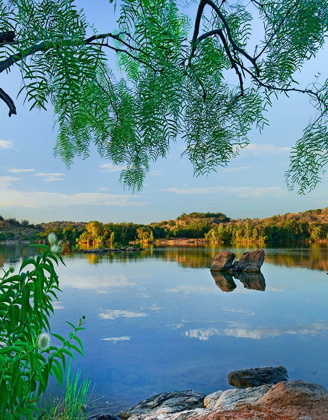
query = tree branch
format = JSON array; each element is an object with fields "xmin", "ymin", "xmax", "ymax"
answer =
[
  {"xmin": 250, "ymin": 0, "xmax": 270, "ymax": 20},
  {"xmin": 198, "ymin": 29, "xmax": 244, "ymax": 96},
  {"xmin": 91, "ymin": 42, "xmax": 159, "ymax": 72},
  {"xmin": 254, "ymin": 1, "xmax": 298, "ymax": 60},
  {"xmin": 237, "ymin": 61, "xmax": 328, "ymax": 111},
  {"xmin": 0, "ymin": 32, "xmax": 158, "ymax": 75},
  {"xmin": 188, "ymin": 0, "xmax": 260, "ymax": 76},
  {"xmin": 188, "ymin": 0, "xmax": 207, "ymax": 67},
  {"xmin": 206, "ymin": 0, "xmax": 260, "ymax": 75},
  {"xmin": 0, "ymin": 87, "xmax": 17, "ymax": 116},
  {"xmin": 0, "ymin": 31, "xmax": 15, "ymax": 45}
]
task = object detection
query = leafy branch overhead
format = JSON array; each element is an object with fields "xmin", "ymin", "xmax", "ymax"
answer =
[{"xmin": 0, "ymin": 0, "xmax": 328, "ymax": 194}]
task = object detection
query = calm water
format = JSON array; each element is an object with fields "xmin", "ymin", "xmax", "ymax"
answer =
[{"xmin": 1, "ymin": 243, "xmax": 328, "ymax": 413}]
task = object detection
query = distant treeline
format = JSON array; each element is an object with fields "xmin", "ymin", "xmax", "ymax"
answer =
[{"xmin": 2, "ymin": 208, "xmax": 328, "ymax": 245}]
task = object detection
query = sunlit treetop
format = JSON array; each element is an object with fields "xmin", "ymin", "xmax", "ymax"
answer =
[{"xmin": 0, "ymin": 0, "xmax": 328, "ymax": 194}]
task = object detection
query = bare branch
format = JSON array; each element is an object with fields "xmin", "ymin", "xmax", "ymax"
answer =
[{"xmin": 0, "ymin": 87, "xmax": 17, "ymax": 116}]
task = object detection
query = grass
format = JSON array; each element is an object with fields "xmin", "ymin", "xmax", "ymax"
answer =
[{"xmin": 39, "ymin": 364, "xmax": 91, "ymax": 420}]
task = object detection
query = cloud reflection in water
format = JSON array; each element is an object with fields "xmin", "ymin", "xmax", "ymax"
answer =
[
  {"xmin": 186, "ymin": 322, "xmax": 328, "ymax": 341},
  {"xmin": 99, "ymin": 309, "xmax": 148, "ymax": 320}
]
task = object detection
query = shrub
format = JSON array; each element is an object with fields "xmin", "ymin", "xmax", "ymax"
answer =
[{"xmin": 0, "ymin": 244, "xmax": 84, "ymax": 418}]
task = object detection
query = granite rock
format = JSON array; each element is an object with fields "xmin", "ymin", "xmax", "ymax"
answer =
[
  {"xmin": 228, "ymin": 366, "xmax": 288, "ymax": 389},
  {"xmin": 210, "ymin": 251, "xmax": 236, "ymax": 271},
  {"xmin": 233, "ymin": 249, "xmax": 265, "ymax": 272}
]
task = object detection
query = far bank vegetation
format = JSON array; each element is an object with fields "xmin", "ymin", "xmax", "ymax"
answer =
[{"xmin": 2, "ymin": 208, "xmax": 328, "ymax": 246}]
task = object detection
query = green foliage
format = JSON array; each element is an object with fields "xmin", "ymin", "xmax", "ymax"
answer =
[
  {"xmin": 1, "ymin": 1, "xmax": 328, "ymax": 192},
  {"xmin": 0, "ymin": 245, "xmax": 85, "ymax": 418},
  {"xmin": 205, "ymin": 214, "xmax": 328, "ymax": 244},
  {"xmin": 136, "ymin": 226, "xmax": 154, "ymax": 242},
  {"xmin": 40, "ymin": 363, "xmax": 91, "ymax": 420}
]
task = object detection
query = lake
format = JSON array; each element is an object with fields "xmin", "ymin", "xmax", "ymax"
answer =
[{"xmin": 1, "ymin": 243, "xmax": 328, "ymax": 414}]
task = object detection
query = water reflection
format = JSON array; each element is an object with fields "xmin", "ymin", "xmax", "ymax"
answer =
[
  {"xmin": 211, "ymin": 272, "xmax": 237, "ymax": 292},
  {"xmin": 159, "ymin": 244, "xmax": 328, "ymax": 272},
  {"xmin": 3, "ymin": 243, "xmax": 328, "ymax": 272},
  {"xmin": 211, "ymin": 271, "xmax": 266, "ymax": 292},
  {"xmin": 0, "ymin": 243, "xmax": 36, "ymax": 267},
  {"xmin": 234, "ymin": 271, "xmax": 266, "ymax": 291},
  {"xmin": 186, "ymin": 321, "xmax": 328, "ymax": 341},
  {"xmin": 2, "ymin": 243, "xmax": 328, "ymax": 413}
]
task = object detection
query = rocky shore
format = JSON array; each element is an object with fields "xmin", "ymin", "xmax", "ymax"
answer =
[
  {"xmin": 88, "ymin": 367, "xmax": 328, "ymax": 420},
  {"xmin": 77, "ymin": 247, "xmax": 145, "ymax": 254},
  {"xmin": 154, "ymin": 238, "xmax": 211, "ymax": 246}
]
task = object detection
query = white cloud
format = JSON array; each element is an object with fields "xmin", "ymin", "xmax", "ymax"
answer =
[
  {"xmin": 0, "ymin": 140, "xmax": 13, "ymax": 149},
  {"xmin": 0, "ymin": 190, "xmax": 145, "ymax": 208},
  {"xmin": 98, "ymin": 187, "xmax": 109, "ymax": 191},
  {"xmin": 150, "ymin": 170, "xmax": 164, "ymax": 176},
  {"xmin": 242, "ymin": 143, "xmax": 291, "ymax": 156},
  {"xmin": 0, "ymin": 176, "xmax": 20, "ymax": 189},
  {"xmin": 99, "ymin": 163, "xmax": 127, "ymax": 173},
  {"xmin": 35, "ymin": 172, "xmax": 65, "ymax": 182},
  {"xmin": 99, "ymin": 309, "xmax": 148, "ymax": 320},
  {"xmin": 102, "ymin": 336, "xmax": 131, "ymax": 343},
  {"xmin": 221, "ymin": 166, "xmax": 250, "ymax": 173},
  {"xmin": 143, "ymin": 304, "xmax": 164, "ymax": 311},
  {"xmin": 7, "ymin": 169, "xmax": 35, "ymax": 174},
  {"xmin": 53, "ymin": 302, "xmax": 64, "ymax": 310},
  {"xmin": 164, "ymin": 186, "xmax": 286, "ymax": 198}
]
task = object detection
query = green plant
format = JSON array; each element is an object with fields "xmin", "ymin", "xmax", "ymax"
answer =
[
  {"xmin": 40, "ymin": 363, "xmax": 91, "ymax": 420},
  {"xmin": 0, "ymin": 244, "xmax": 85, "ymax": 419}
]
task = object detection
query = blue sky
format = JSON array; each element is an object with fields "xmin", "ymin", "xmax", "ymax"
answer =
[{"xmin": 0, "ymin": 0, "xmax": 328, "ymax": 224}]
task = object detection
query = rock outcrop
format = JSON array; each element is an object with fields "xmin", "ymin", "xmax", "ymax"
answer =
[
  {"xmin": 210, "ymin": 250, "xmax": 266, "ymax": 292},
  {"xmin": 228, "ymin": 366, "xmax": 288, "ymax": 389},
  {"xmin": 119, "ymin": 390, "xmax": 205, "ymax": 420},
  {"xmin": 210, "ymin": 251, "xmax": 235, "ymax": 272},
  {"xmin": 233, "ymin": 249, "xmax": 265, "ymax": 272},
  {"xmin": 210, "ymin": 249, "xmax": 265, "ymax": 273},
  {"xmin": 114, "ymin": 367, "xmax": 328, "ymax": 420}
]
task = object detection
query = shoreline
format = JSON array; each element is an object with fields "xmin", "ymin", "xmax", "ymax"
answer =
[{"xmin": 88, "ymin": 366, "xmax": 328, "ymax": 419}]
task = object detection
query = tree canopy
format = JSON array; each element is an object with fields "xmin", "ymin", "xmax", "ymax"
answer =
[{"xmin": 1, "ymin": 0, "xmax": 328, "ymax": 193}]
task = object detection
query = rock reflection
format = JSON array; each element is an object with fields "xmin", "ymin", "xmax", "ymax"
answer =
[
  {"xmin": 211, "ymin": 272, "xmax": 237, "ymax": 292},
  {"xmin": 212, "ymin": 271, "xmax": 266, "ymax": 292},
  {"xmin": 233, "ymin": 272, "xmax": 266, "ymax": 291}
]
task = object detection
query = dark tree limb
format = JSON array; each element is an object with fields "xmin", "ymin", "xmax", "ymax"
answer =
[
  {"xmin": 0, "ymin": 31, "xmax": 156, "ymax": 76},
  {"xmin": 206, "ymin": 0, "xmax": 260, "ymax": 75},
  {"xmin": 188, "ymin": 0, "xmax": 260, "ymax": 76},
  {"xmin": 250, "ymin": 0, "xmax": 270, "ymax": 20},
  {"xmin": 0, "ymin": 87, "xmax": 17, "ymax": 116},
  {"xmin": 86, "ymin": 32, "xmax": 147, "ymax": 57},
  {"xmin": 0, "ymin": 31, "xmax": 15, "ymax": 44},
  {"xmin": 236, "ymin": 61, "xmax": 328, "ymax": 112},
  {"xmin": 91, "ymin": 42, "xmax": 159, "ymax": 72},
  {"xmin": 188, "ymin": 0, "xmax": 207, "ymax": 67}
]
